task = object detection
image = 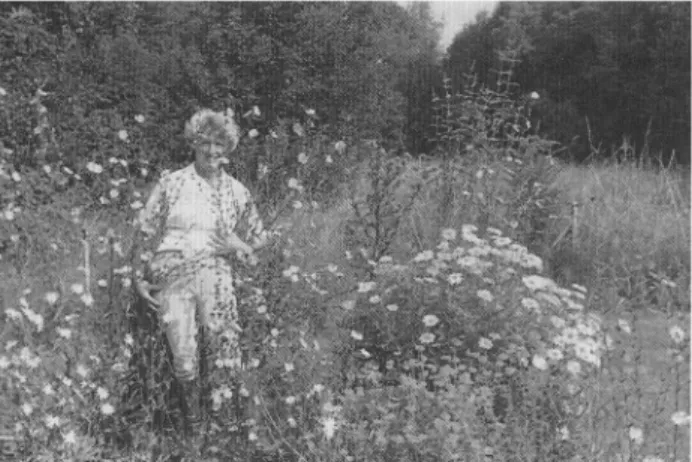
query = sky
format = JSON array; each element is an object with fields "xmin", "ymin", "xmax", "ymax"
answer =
[{"xmin": 427, "ymin": 1, "xmax": 498, "ymax": 49}]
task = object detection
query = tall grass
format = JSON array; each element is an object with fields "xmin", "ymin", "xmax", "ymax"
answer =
[
  {"xmin": 1, "ymin": 76, "xmax": 689, "ymax": 461},
  {"xmin": 555, "ymin": 161, "xmax": 690, "ymax": 283}
]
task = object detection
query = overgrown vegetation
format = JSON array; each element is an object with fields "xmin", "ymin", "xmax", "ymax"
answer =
[{"xmin": 0, "ymin": 3, "xmax": 690, "ymax": 462}]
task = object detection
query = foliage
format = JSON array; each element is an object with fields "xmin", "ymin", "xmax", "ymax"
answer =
[
  {"xmin": 446, "ymin": 2, "xmax": 691, "ymax": 164},
  {"xmin": 0, "ymin": 4, "xmax": 689, "ymax": 462}
]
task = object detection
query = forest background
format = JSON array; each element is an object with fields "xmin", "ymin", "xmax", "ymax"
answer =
[{"xmin": 1, "ymin": 2, "xmax": 689, "ymax": 169}]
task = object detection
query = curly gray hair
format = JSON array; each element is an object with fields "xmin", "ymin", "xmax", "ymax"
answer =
[{"xmin": 184, "ymin": 108, "xmax": 240, "ymax": 152}]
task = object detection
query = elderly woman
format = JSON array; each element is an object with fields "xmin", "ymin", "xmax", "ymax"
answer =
[{"xmin": 131, "ymin": 108, "xmax": 267, "ymax": 440}]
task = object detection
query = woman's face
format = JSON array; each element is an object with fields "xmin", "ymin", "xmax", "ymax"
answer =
[{"xmin": 194, "ymin": 137, "xmax": 228, "ymax": 173}]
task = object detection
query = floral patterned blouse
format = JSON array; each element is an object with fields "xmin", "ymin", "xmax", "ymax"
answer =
[{"xmin": 136, "ymin": 164, "xmax": 266, "ymax": 260}]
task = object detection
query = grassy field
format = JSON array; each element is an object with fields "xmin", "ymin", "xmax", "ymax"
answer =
[{"xmin": 0, "ymin": 153, "xmax": 689, "ymax": 461}]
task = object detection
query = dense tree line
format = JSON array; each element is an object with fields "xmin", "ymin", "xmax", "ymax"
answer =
[
  {"xmin": 0, "ymin": 2, "xmax": 441, "ymax": 171},
  {"xmin": 1, "ymin": 2, "xmax": 689, "ymax": 166},
  {"xmin": 446, "ymin": 2, "xmax": 690, "ymax": 164}
]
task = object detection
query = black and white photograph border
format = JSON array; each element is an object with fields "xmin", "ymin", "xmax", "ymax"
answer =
[{"xmin": 0, "ymin": 2, "xmax": 689, "ymax": 461}]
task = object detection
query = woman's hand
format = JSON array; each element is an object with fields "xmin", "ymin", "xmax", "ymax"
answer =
[
  {"xmin": 211, "ymin": 230, "xmax": 255, "ymax": 261},
  {"xmin": 135, "ymin": 278, "xmax": 162, "ymax": 308}
]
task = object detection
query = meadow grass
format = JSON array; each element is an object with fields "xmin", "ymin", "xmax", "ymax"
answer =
[{"xmin": 0, "ymin": 150, "xmax": 689, "ymax": 461}]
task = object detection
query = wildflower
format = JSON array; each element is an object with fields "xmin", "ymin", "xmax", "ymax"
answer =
[
  {"xmin": 558, "ymin": 426, "xmax": 570, "ymax": 440},
  {"xmin": 56, "ymin": 327, "xmax": 72, "ymax": 339},
  {"xmin": 248, "ymin": 129, "xmax": 259, "ymax": 138},
  {"xmin": 292, "ymin": 200, "xmax": 303, "ymax": 209},
  {"xmin": 447, "ymin": 273, "xmax": 463, "ymax": 285},
  {"xmin": 97, "ymin": 387, "xmax": 109, "ymax": 400},
  {"xmin": 325, "ymin": 154, "xmax": 333, "ymax": 164},
  {"xmin": 130, "ymin": 200, "xmax": 143, "ymax": 210},
  {"xmin": 350, "ymin": 330, "xmax": 363, "ymax": 341},
  {"xmin": 669, "ymin": 325, "xmax": 685, "ymax": 344},
  {"xmin": 45, "ymin": 415, "xmax": 61, "ymax": 429},
  {"xmin": 369, "ymin": 295, "xmax": 381, "ymax": 304},
  {"xmin": 576, "ymin": 316, "xmax": 600, "ymax": 337},
  {"xmin": 287, "ymin": 178, "xmax": 302, "ymax": 191},
  {"xmin": 461, "ymin": 224, "xmax": 478, "ymax": 234},
  {"xmin": 293, "ymin": 123, "xmax": 305, "ymax": 137},
  {"xmin": 80, "ymin": 293, "xmax": 94, "ymax": 307},
  {"xmin": 11, "ymin": 171, "xmax": 21, "ymax": 182},
  {"xmin": 282, "ymin": 265, "xmax": 300, "ymax": 278},
  {"xmin": 44, "ymin": 291, "xmax": 59, "ymax": 305},
  {"xmin": 322, "ymin": 417, "xmax": 337, "ymax": 440},
  {"xmin": 341, "ymin": 300, "xmax": 356, "ymax": 311},
  {"xmin": 271, "ymin": 328, "xmax": 279, "ymax": 337},
  {"xmin": 522, "ymin": 275, "xmax": 556, "ymax": 292},
  {"xmin": 422, "ymin": 314, "xmax": 440, "ymax": 327},
  {"xmin": 574, "ymin": 341, "xmax": 600, "ymax": 367},
  {"xmin": 477, "ymin": 289, "xmax": 494, "ymax": 302},
  {"xmin": 100, "ymin": 403, "xmax": 115, "ymax": 416},
  {"xmin": 134, "ymin": 114, "xmax": 145, "ymax": 123},
  {"xmin": 628, "ymin": 426, "xmax": 643, "ymax": 445},
  {"xmin": 117, "ymin": 130, "xmax": 128, "ymax": 142},
  {"xmin": 21, "ymin": 403, "xmax": 33, "ymax": 416},
  {"xmin": 386, "ymin": 304, "xmax": 399, "ymax": 312},
  {"xmin": 357, "ymin": 281, "xmax": 376, "ymax": 293},
  {"xmin": 532, "ymin": 355, "xmax": 548, "ymax": 370},
  {"xmin": 305, "ymin": 108, "xmax": 316, "ymax": 116},
  {"xmin": 478, "ymin": 337, "xmax": 493, "ymax": 350},
  {"xmin": 566, "ymin": 360, "xmax": 581, "ymax": 376},
  {"xmin": 297, "ymin": 152, "xmax": 308, "ymax": 164},
  {"xmin": 0, "ymin": 356, "xmax": 9, "ymax": 369},
  {"xmin": 671, "ymin": 411, "xmax": 690, "ymax": 426},
  {"xmin": 70, "ymin": 283, "xmax": 84, "ymax": 295},
  {"xmin": 287, "ymin": 417, "xmax": 297, "ymax": 428},
  {"xmin": 0, "ymin": 87, "xmax": 5, "ymax": 96},
  {"xmin": 284, "ymin": 362, "xmax": 294, "ymax": 372},
  {"xmin": 550, "ymin": 316, "xmax": 565, "ymax": 329},
  {"xmin": 124, "ymin": 334, "xmax": 133, "ymax": 346},
  {"xmin": 285, "ymin": 396, "xmax": 297, "ymax": 405},
  {"xmin": 86, "ymin": 161, "xmax": 103, "ymax": 174},
  {"xmin": 618, "ymin": 319, "xmax": 632, "ymax": 334},
  {"xmin": 419, "ymin": 332, "xmax": 435, "ymax": 344},
  {"xmin": 312, "ymin": 384, "xmax": 325, "ymax": 394},
  {"xmin": 63, "ymin": 430, "xmax": 77, "ymax": 444},
  {"xmin": 441, "ymin": 228, "xmax": 457, "ymax": 241},
  {"xmin": 530, "ymin": 91, "xmax": 540, "ymax": 100},
  {"xmin": 413, "ymin": 250, "xmax": 434, "ymax": 262},
  {"xmin": 248, "ymin": 431, "xmax": 258, "ymax": 442},
  {"xmin": 520, "ymin": 254, "xmax": 543, "ymax": 271},
  {"xmin": 40, "ymin": 384, "xmax": 55, "ymax": 396},
  {"xmin": 76, "ymin": 364, "xmax": 89, "ymax": 378},
  {"xmin": 334, "ymin": 140, "xmax": 346, "ymax": 154},
  {"xmin": 562, "ymin": 327, "xmax": 579, "ymax": 345},
  {"xmin": 546, "ymin": 348, "xmax": 563, "ymax": 361},
  {"xmin": 256, "ymin": 305, "xmax": 267, "ymax": 314},
  {"xmin": 3, "ymin": 209, "xmax": 14, "ymax": 221}
]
